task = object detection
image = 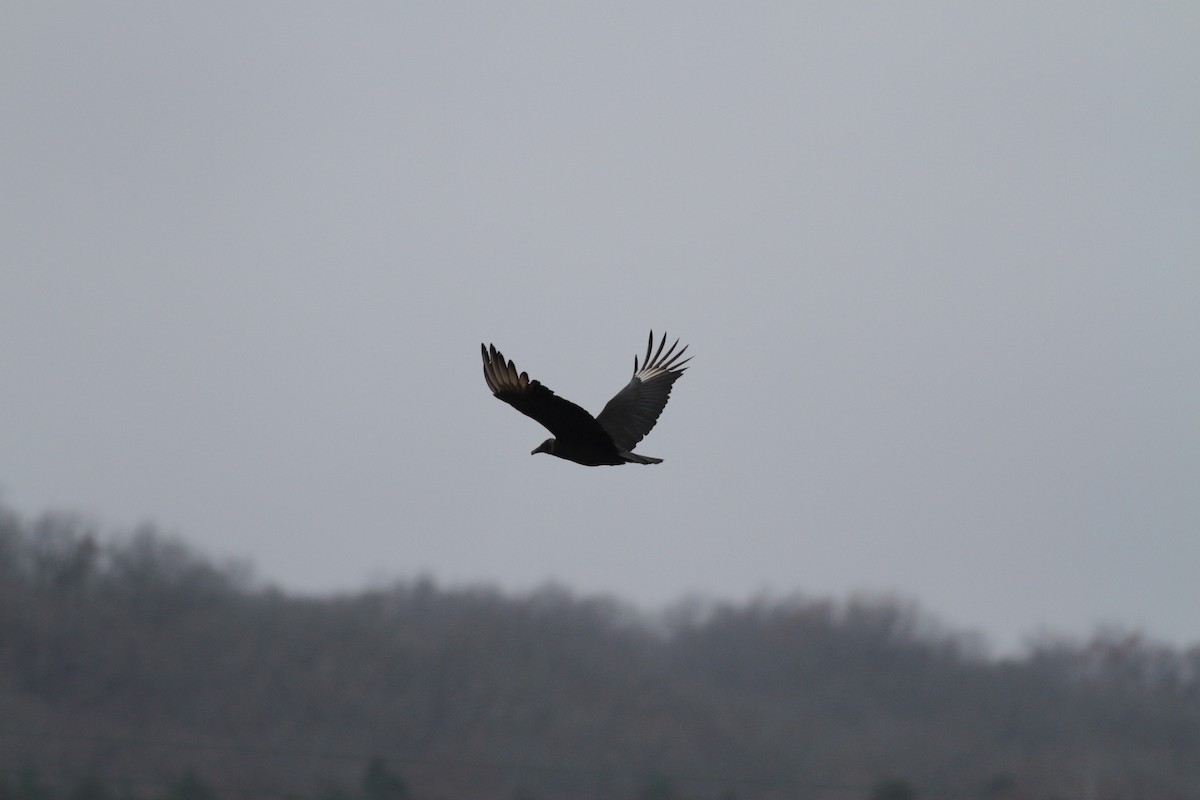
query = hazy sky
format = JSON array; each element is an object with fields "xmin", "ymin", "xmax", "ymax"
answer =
[{"xmin": 3, "ymin": 4, "xmax": 1198, "ymax": 654}]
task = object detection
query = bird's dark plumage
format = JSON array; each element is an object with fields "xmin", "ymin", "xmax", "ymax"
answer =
[{"xmin": 481, "ymin": 331, "xmax": 690, "ymax": 466}]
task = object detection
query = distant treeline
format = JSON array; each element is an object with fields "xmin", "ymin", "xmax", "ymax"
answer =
[{"xmin": 1, "ymin": 503, "xmax": 1197, "ymax": 800}]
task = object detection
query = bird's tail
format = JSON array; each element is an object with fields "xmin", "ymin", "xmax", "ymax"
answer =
[{"xmin": 620, "ymin": 451, "xmax": 663, "ymax": 465}]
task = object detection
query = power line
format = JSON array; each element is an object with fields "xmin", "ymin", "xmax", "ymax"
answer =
[{"xmin": 0, "ymin": 728, "xmax": 1095, "ymax": 800}]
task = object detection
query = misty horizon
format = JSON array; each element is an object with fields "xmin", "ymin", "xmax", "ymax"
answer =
[{"xmin": 3, "ymin": 4, "xmax": 1197, "ymax": 657}]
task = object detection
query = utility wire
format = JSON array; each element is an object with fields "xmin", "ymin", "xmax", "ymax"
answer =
[{"xmin": 0, "ymin": 728, "xmax": 1098, "ymax": 800}]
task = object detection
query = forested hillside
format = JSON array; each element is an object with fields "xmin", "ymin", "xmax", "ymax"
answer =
[{"xmin": 1, "ymin": 504, "xmax": 1197, "ymax": 800}]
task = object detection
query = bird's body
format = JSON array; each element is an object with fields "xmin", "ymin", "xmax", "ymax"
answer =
[{"xmin": 481, "ymin": 332, "xmax": 690, "ymax": 466}]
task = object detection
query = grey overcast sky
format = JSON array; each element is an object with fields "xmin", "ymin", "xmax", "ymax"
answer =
[{"xmin": 3, "ymin": 4, "xmax": 1198, "ymax": 654}]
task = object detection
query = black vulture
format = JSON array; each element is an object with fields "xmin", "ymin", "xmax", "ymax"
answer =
[{"xmin": 481, "ymin": 331, "xmax": 691, "ymax": 466}]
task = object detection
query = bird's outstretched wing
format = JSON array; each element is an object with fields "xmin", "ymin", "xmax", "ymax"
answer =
[
  {"xmin": 481, "ymin": 343, "xmax": 613, "ymax": 446},
  {"xmin": 595, "ymin": 331, "xmax": 690, "ymax": 451}
]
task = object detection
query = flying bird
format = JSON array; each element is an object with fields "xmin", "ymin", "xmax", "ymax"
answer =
[{"xmin": 481, "ymin": 331, "xmax": 691, "ymax": 466}]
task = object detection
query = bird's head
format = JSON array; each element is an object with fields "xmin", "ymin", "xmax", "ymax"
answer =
[{"xmin": 531, "ymin": 438, "xmax": 556, "ymax": 456}]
